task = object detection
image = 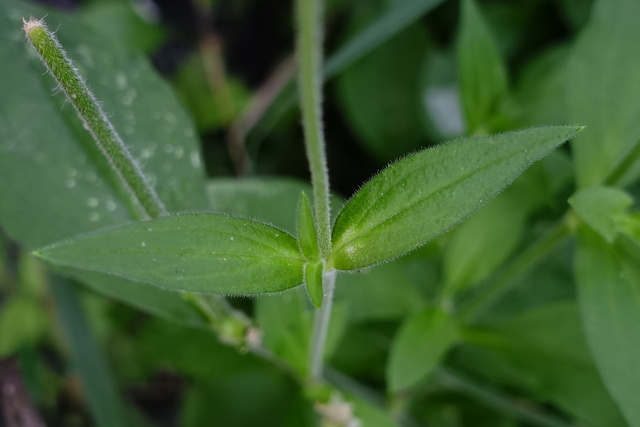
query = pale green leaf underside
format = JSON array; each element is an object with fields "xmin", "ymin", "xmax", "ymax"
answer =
[
  {"xmin": 331, "ymin": 126, "xmax": 582, "ymax": 270},
  {"xmin": 575, "ymin": 227, "xmax": 640, "ymax": 427},
  {"xmin": 36, "ymin": 214, "xmax": 304, "ymax": 295}
]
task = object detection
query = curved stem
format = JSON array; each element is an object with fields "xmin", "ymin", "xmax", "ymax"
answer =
[{"xmin": 23, "ymin": 18, "xmax": 166, "ymax": 220}]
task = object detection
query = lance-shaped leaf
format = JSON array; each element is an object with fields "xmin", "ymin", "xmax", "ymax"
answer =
[
  {"xmin": 331, "ymin": 126, "xmax": 582, "ymax": 270},
  {"xmin": 35, "ymin": 214, "xmax": 305, "ymax": 295},
  {"xmin": 457, "ymin": 0, "xmax": 508, "ymax": 134},
  {"xmin": 575, "ymin": 227, "xmax": 640, "ymax": 427}
]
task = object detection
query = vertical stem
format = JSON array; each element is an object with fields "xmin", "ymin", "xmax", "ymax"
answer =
[
  {"xmin": 295, "ymin": 0, "xmax": 335, "ymax": 381},
  {"xmin": 23, "ymin": 18, "xmax": 166, "ymax": 220},
  {"xmin": 296, "ymin": 0, "xmax": 332, "ymax": 258},
  {"xmin": 309, "ymin": 271, "xmax": 336, "ymax": 379}
]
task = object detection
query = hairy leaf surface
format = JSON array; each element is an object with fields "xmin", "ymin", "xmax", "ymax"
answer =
[
  {"xmin": 331, "ymin": 126, "xmax": 581, "ymax": 270},
  {"xmin": 36, "ymin": 214, "xmax": 304, "ymax": 295}
]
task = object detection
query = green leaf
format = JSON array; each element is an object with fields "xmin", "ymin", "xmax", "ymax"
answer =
[
  {"xmin": 457, "ymin": 0, "xmax": 508, "ymax": 134},
  {"xmin": 462, "ymin": 302, "xmax": 628, "ymax": 426},
  {"xmin": 336, "ymin": 17, "xmax": 430, "ymax": 160},
  {"xmin": 206, "ymin": 178, "xmax": 343, "ymax": 235},
  {"xmin": 0, "ymin": 296, "xmax": 47, "ymax": 356},
  {"xmin": 304, "ymin": 262, "xmax": 324, "ymax": 308},
  {"xmin": 567, "ymin": 0, "xmax": 640, "ymax": 187},
  {"xmin": 50, "ymin": 277, "xmax": 129, "ymax": 427},
  {"xmin": 512, "ymin": 45, "xmax": 569, "ymax": 127},
  {"xmin": 78, "ymin": 1, "xmax": 165, "ymax": 53},
  {"xmin": 569, "ymin": 186, "xmax": 633, "ymax": 242},
  {"xmin": 324, "ymin": 0, "xmax": 446, "ymax": 79},
  {"xmin": 387, "ymin": 307, "xmax": 457, "ymax": 391},
  {"xmin": 443, "ymin": 190, "xmax": 527, "ymax": 294},
  {"xmin": 575, "ymin": 227, "xmax": 640, "ymax": 427},
  {"xmin": 336, "ymin": 253, "xmax": 430, "ymax": 323},
  {"xmin": 0, "ymin": 1, "xmax": 207, "ymax": 321},
  {"xmin": 256, "ymin": 289, "xmax": 312, "ymax": 375},
  {"xmin": 331, "ymin": 126, "xmax": 582, "ymax": 270},
  {"xmin": 35, "ymin": 214, "xmax": 304, "ymax": 295},
  {"xmin": 297, "ymin": 192, "xmax": 320, "ymax": 261}
]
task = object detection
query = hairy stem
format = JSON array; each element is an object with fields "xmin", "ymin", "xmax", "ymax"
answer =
[
  {"xmin": 295, "ymin": 0, "xmax": 336, "ymax": 381},
  {"xmin": 296, "ymin": 0, "xmax": 332, "ymax": 258},
  {"xmin": 309, "ymin": 270, "xmax": 336, "ymax": 379},
  {"xmin": 23, "ymin": 18, "xmax": 166, "ymax": 220}
]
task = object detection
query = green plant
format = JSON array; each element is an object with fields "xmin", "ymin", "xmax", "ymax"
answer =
[{"xmin": 2, "ymin": 0, "xmax": 640, "ymax": 426}]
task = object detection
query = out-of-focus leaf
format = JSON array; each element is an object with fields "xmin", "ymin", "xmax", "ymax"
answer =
[
  {"xmin": 0, "ymin": 296, "xmax": 47, "ymax": 356},
  {"xmin": 36, "ymin": 214, "xmax": 304, "ymax": 295},
  {"xmin": 335, "ymin": 252, "xmax": 430, "ymax": 323},
  {"xmin": 50, "ymin": 277, "xmax": 129, "ymax": 427},
  {"xmin": 513, "ymin": 45, "xmax": 568, "ymax": 127},
  {"xmin": 337, "ymin": 14, "xmax": 429, "ymax": 160},
  {"xmin": 182, "ymin": 374, "xmax": 309, "ymax": 427},
  {"xmin": 387, "ymin": 307, "xmax": 457, "ymax": 391},
  {"xmin": 206, "ymin": 178, "xmax": 343, "ymax": 235},
  {"xmin": 331, "ymin": 126, "xmax": 582, "ymax": 270},
  {"xmin": 569, "ymin": 186, "xmax": 633, "ymax": 242},
  {"xmin": 0, "ymin": 1, "xmax": 208, "ymax": 322},
  {"xmin": 348, "ymin": 393, "xmax": 400, "ymax": 427},
  {"xmin": 249, "ymin": 0, "xmax": 447, "ymax": 145},
  {"xmin": 462, "ymin": 302, "xmax": 627, "ymax": 426},
  {"xmin": 72, "ymin": 270, "xmax": 206, "ymax": 326},
  {"xmin": 575, "ymin": 227, "xmax": 640, "ymax": 427},
  {"xmin": 457, "ymin": 0, "xmax": 508, "ymax": 134},
  {"xmin": 79, "ymin": 2, "xmax": 165, "ymax": 53},
  {"xmin": 558, "ymin": 0, "xmax": 594, "ymax": 30},
  {"xmin": 255, "ymin": 288, "xmax": 346, "ymax": 377},
  {"xmin": 256, "ymin": 289, "xmax": 312, "ymax": 376},
  {"xmin": 173, "ymin": 53, "xmax": 250, "ymax": 131},
  {"xmin": 567, "ymin": 0, "xmax": 640, "ymax": 187},
  {"xmin": 420, "ymin": 49, "xmax": 465, "ymax": 140},
  {"xmin": 443, "ymin": 189, "xmax": 527, "ymax": 294}
]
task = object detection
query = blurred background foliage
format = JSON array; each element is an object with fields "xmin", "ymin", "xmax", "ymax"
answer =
[{"xmin": 3, "ymin": 0, "xmax": 640, "ymax": 426}]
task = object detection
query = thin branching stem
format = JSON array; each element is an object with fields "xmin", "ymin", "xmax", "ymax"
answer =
[{"xmin": 23, "ymin": 18, "xmax": 166, "ymax": 220}]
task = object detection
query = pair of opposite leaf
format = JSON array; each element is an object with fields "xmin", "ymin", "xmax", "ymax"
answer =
[{"xmin": 36, "ymin": 127, "xmax": 583, "ymax": 308}]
